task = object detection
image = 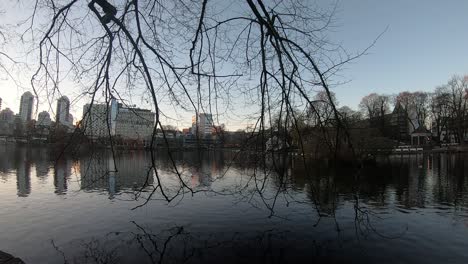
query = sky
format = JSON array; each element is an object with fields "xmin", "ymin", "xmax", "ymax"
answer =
[
  {"xmin": 327, "ymin": 0, "xmax": 468, "ymax": 107},
  {"xmin": 1, "ymin": 0, "xmax": 468, "ymax": 130}
]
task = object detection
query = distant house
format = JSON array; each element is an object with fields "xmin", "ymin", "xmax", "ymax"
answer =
[
  {"xmin": 357, "ymin": 103, "xmax": 425, "ymax": 144},
  {"xmin": 410, "ymin": 126, "xmax": 432, "ymax": 146},
  {"xmin": 429, "ymin": 110, "xmax": 468, "ymax": 144},
  {"xmin": 388, "ymin": 103, "xmax": 410, "ymax": 142}
]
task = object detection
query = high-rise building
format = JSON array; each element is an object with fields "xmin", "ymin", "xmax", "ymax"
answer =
[
  {"xmin": 56, "ymin": 96, "xmax": 70, "ymax": 126},
  {"xmin": 191, "ymin": 113, "xmax": 213, "ymax": 136},
  {"xmin": 19, "ymin": 92, "xmax": 34, "ymax": 122},
  {"xmin": 115, "ymin": 104, "xmax": 155, "ymax": 140}
]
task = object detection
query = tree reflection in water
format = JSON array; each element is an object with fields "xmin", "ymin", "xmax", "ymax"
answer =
[
  {"xmin": 1, "ymin": 147, "xmax": 468, "ymax": 262},
  {"xmin": 2, "ymin": 147, "xmax": 468, "ymax": 213},
  {"xmin": 51, "ymin": 222, "xmax": 332, "ymax": 264}
]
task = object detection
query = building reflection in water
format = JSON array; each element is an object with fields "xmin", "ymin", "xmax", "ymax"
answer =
[
  {"xmin": 1, "ymin": 147, "xmax": 54, "ymax": 196},
  {"xmin": 34, "ymin": 148, "xmax": 51, "ymax": 180},
  {"xmin": 190, "ymin": 158, "xmax": 215, "ymax": 188},
  {"xmin": 184, "ymin": 151, "xmax": 226, "ymax": 188},
  {"xmin": 79, "ymin": 152, "xmax": 154, "ymax": 198},
  {"xmin": 0, "ymin": 146, "xmax": 14, "ymax": 181},
  {"xmin": 0, "ymin": 147, "xmax": 33, "ymax": 196},
  {"xmin": 54, "ymin": 158, "xmax": 71, "ymax": 195},
  {"xmin": 16, "ymin": 151, "xmax": 31, "ymax": 197},
  {"xmin": 1, "ymin": 145, "xmax": 468, "ymax": 208}
]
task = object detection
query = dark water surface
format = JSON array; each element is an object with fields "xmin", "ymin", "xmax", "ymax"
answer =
[{"xmin": 1, "ymin": 146, "xmax": 468, "ymax": 263}]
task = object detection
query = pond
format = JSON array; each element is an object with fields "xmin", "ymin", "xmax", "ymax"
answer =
[{"xmin": 0, "ymin": 145, "xmax": 468, "ymax": 263}]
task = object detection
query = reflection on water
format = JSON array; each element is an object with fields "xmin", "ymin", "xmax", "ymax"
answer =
[
  {"xmin": 54, "ymin": 158, "xmax": 70, "ymax": 195},
  {"xmin": 0, "ymin": 146, "xmax": 468, "ymax": 263},
  {"xmin": 79, "ymin": 153, "xmax": 155, "ymax": 197},
  {"xmin": 16, "ymin": 158, "xmax": 31, "ymax": 197}
]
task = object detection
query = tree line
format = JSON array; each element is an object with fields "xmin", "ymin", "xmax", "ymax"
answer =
[{"xmin": 302, "ymin": 75, "xmax": 468, "ymax": 145}]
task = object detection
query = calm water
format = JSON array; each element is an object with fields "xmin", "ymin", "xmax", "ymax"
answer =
[{"xmin": 1, "ymin": 146, "xmax": 468, "ymax": 263}]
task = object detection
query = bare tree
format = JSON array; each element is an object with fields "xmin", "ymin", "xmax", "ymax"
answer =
[
  {"xmin": 359, "ymin": 93, "xmax": 389, "ymax": 119},
  {"xmin": 0, "ymin": 9, "xmax": 18, "ymax": 82},
  {"xmin": 307, "ymin": 90, "xmax": 338, "ymax": 127},
  {"xmin": 395, "ymin": 91, "xmax": 429, "ymax": 130},
  {"xmin": 338, "ymin": 105, "xmax": 361, "ymax": 125},
  {"xmin": 445, "ymin": 75, "xmax": 468, "ymax": 144},
  {"xmin": 429, "ymin": 86, "xmax": 450, "ymax": 144},
  {"xmin": 359, "ymin": 93, "xmax": 390, "ymax": 132},
  {"xmin": 0, "ymin": 0, "xmax": 379, "ymax": 214},
  {"xmin": 411, "ymin": 91, "xmax": 429, "ymax": 128}
]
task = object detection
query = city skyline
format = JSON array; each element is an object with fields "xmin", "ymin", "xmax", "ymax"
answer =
[
  {"xmin": 0, "ymin": 92, "xmax": 76, "ymax": 125},
  {"xmin": 1, "ymin": 1, "xmax": 468, "ymax": 263},
  {"xmin": 1, "ymin": 1, "xmax": 468, "ymax": 130},
  {"xmin": 1, "ymin": 92, "xmax": 224, "ymax": 133}
]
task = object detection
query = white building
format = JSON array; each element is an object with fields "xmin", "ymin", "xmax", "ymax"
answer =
[
  {"xmin": 115, "ymin": 105, "xmax": 155, "ymax": 140},
  {"xmin": 191, "ymin": 113, "xmax": 213, "ymax": 137},
  {"xmin": 82, "ymin": 100, "xmax": 154, "ymax": 140},
  {"xmin": 19, "ymin": 92, "xmax": 34, "ymax": 122},
  {"xmin": 82, "ymin": 99, "xmax": 118, "ymax": 139}
]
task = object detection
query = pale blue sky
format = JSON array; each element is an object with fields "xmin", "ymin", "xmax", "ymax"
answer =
[
  {"xmin": 327, "ymin": 0, "xmax": 468, "ymax": 108},
  {"xmin": 1, "ymin": 0, "xmax": 468, "ymax": 129}
]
